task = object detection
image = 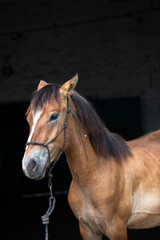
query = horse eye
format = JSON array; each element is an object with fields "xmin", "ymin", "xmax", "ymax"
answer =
[{"xmin": 50, "ymin": 113, "xmax": 58, "ymax": 121}]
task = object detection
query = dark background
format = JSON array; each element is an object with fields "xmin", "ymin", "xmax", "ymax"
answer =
[{"xmin": 0, "ymin": 0, "xmax": 160, "ymax": 239}]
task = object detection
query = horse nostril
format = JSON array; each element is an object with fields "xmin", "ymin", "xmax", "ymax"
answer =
[{"xmin": 27, "ymin": 158, "xmax": 37, "ymax": 171}]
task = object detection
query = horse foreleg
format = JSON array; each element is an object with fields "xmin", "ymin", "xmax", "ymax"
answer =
[
  {"xmin": 107, "ymin": 222, "xmax": 127, "ymax": 240},
  {"xmin": 79, "ymin": 222, "xmax": 103, "ymax": 240}
]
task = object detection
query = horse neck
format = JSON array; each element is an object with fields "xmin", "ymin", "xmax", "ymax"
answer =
[{"xmin": 65, "ymin": 117, "xmax": 98, "ymax": 185}]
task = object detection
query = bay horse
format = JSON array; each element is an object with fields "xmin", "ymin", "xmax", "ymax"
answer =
[{"xmin": 22, "ymin": 74, "xmax": 160, "ymax": 240}]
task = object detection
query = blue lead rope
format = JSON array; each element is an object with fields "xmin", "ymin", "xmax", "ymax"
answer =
[{"xmin": 41, "ymin": 193, "xmax": 56, "ymax": 240}]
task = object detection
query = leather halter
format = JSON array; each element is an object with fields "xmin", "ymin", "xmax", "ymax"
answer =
[{"xmin": 25, "ymin": 96, "xmax": 88, "ymax": 189}]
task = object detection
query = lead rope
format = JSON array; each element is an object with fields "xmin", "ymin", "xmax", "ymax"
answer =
[
  {"xmin": 26, "ymin": 97, "xmax": 88, "ymax": 240},
  {"xmin": 41, "ymin": 99, "xmax": 71, "ymax": 240}
]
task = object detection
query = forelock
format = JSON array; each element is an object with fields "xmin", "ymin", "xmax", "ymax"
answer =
[{"xmin": 27, "ymin": 84, "xmax": 60, "ymax": 114}]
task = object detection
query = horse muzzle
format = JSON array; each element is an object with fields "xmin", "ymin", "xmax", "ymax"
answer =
[{"xmin": 22, "ymin": 148, "xmax": 48, "ymax": 180}]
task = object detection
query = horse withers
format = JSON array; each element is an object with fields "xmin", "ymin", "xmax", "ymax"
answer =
[{"xmin": 22, "ymin": 74, "xmax": 160, "ymax": 239}]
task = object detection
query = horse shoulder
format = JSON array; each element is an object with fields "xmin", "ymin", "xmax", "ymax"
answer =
[{"xmin": 68, "ymin": 180, "xmax": 84, "ymax": 219}]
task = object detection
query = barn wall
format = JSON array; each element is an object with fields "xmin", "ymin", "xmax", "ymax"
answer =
[
  {"xmin": 0, "ymin": 0, "xmax": 160, "ymax": 133},
  {"xmin": 0, "ymin": 2, "xmax": 160, "ymax": 239}
]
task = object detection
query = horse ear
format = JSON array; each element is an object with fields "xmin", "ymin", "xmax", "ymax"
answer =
[
  {"xmin": 37, "ymin": 80, "xmax": 47, "ymax": 91},
  {"xmin": 60, "ymin": 73, "xmax": 78, "ymax": 97}
]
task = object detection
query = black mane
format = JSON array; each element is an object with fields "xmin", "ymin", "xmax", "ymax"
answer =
[
  {"xmin": 71, "ymin": 91, "xmax": 131, "ymax": 161},
  {"xmin": 28, "ymin": 83, "xmax": 131, "ymax": 161}
]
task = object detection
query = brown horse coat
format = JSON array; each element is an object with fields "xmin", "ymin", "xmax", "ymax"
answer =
[{"xmin": 22, "ymin": 75, "xmax": 160, "ymax": 240}]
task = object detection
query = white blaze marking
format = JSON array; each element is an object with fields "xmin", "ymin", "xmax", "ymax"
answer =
[
  {"xmin": 22, "ymin": 110, "xmax": 43, "ymax": 170},
  {"xmin": 27, "ymin": 110, "xmax": 43, "ymax": 143}
]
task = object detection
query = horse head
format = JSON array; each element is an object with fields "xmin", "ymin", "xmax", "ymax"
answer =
[{"xmin": 22, "ymin": 74, "xmax": 78, "ymax": 180}]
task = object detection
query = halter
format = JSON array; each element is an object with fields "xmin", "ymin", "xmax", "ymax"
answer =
[{"xmin": 25, "ymin": 96, "xmax": 88, "ymax": 240}]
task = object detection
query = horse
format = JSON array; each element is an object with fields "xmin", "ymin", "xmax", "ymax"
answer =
[{"xmin": 22, "ymin": 74, "xmax": 160, "ymax": 240}]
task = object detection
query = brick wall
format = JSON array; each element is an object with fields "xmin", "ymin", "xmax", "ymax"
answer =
[{"xmin": 0, "ymin": 0, "xmax": 159, "ymax": 133}]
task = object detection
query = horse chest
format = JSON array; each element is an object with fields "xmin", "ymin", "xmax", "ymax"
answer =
[
  {"xmin": 68, "ymin": 182, "xmax": 107, "ymax": 234},
  {"xmin": 78, "ymin": 200, "xmax": 106, "ymax": 234}
]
